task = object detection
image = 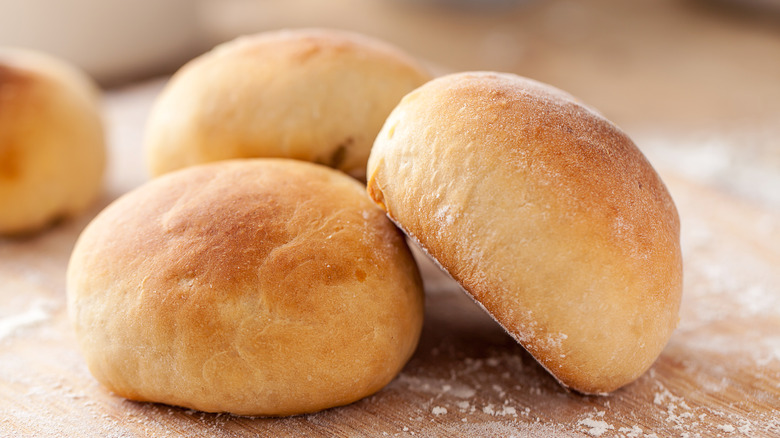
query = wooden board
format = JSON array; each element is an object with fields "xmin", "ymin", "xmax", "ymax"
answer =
[{"xmin": 1, "ymin": 79, "xmax": 779, "ymax": 437}]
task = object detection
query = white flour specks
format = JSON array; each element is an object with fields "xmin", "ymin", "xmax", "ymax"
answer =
[
  {"xmin": 578, "ymin": 413, "xmax": 614, "ymax": 437},
  {"xmin": 653, "ymin": 383, "xmax": 686, "ymax": 409},
  {"xmin": 432, "ymin": 406, "xmax": 447, "ymax": 415},
  {"xmin": 0, "ymin": 300, "xmax": 52, "ymax": 340},
  {"xmin": 716, "ymin": 424, "xmax": 735, "ymax": 433},
  {"xmin": 542, "ymin": 332, "xmax": 568, "ymax": 350},
  {"xmin": 481, "ymin": 404, "xmax": 517, "ymax": 417},
  {"xmin": 434, "ymin": 205, "xmax": 456, "ymax": 227},
  {"xmin": 617, "ymin": 425, "xmax": 643, "ymax": 437}
]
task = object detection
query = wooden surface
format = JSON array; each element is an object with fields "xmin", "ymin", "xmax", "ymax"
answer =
[{"xmin": 2, "ymin": 1, "xmax": 780, "ymax": 436}]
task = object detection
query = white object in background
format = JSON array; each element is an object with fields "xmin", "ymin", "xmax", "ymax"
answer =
[{"xmin": 0, "ymin": 0, "xmax": 203, "ymax": 84}]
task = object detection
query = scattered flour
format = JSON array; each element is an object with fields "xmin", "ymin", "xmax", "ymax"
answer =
[
  {"xmin": 617, "ymin": 425, "xmax": 643, "ymax": 437},
  {"xmin": 0, "ymin": 300, "xmax": 52, "ymax": 340},
  {"xmin": 578, "ymin": 417, "xmax": 615, "ymax": 437},
  {"xmin": 434, "ymin": 205, "xmax": 456, "ymax": 227},
  {"xmin": 480, "ymin": 404, "xmax": 517, "ymax": 417},
  {"xmin": 716, "ymin": 424, "xmax": 735, "ymax": 433},
  {"xmin": 431, "ymin": 406, "xmax": 447, "ymax": 416}
]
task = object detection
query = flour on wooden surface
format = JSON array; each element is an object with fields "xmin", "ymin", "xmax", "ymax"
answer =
[
  {"xmin": 578, "ymin": 412, "xmax": 614, "ymax": 437},
  {"xmin": 617, "ymin": 425, "xmax": 643, "ymax": 437},
  {"xmin": 716, "ymin": 424, "xmax": 735, "ymax": 433},
  {"xmin": 0, "ymin": 300, "xmax": 53, "ymax": 340}
]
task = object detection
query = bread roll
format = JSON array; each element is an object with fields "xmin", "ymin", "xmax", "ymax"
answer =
[
  {"xmin": 0, "ymin": 48, "xmax": 105, "ymax": 235},
  {"xmin": 67, "ymin": 159, "xmax": 424, "ymax": 416},
  {"xmin": 145, "ymin": 28, "xmax": 431, "ymax": 180},
  {"xmin": 367, "ymin": 72, "xmax": 683, "ymax": 394}
]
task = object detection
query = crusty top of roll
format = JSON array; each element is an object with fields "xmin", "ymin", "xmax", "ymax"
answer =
[
  {"xmin": 144, "ymin": 28, "xmax": 431, "ymax": 179},
  {"xmin": 68, "ymin": 159, "xmax": 424, "ymax": 416},
  {"xmin": 367, "ymin": 71, "xmax": 682, "ymax": 394}
]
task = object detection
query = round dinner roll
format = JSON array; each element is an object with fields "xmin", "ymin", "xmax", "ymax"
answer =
[
  {"xmin": 145, "ymin": 28, "xmax": 431, "ymax": 180},
  {"xmin": 0, "ymin": 48, "xmax": 105, "ymax": 235},
  {"xmin": 67, "ymin": 159, "xmax": 424, "ymax": 416},
  {"xmin": 367, "ymin": 72, "xmax": 683, "ymax": 394}
]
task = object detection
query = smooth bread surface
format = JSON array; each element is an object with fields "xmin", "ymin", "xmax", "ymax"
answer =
[
  {"xmin": 367, "ymin": 71, "xmax": 682, "ymax": 394},
  {"xmin": 145, "ymin": 28, "xmax": 431, "ymax": 179}
]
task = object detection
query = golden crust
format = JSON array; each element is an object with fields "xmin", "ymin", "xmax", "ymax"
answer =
[
  {"xmin": 367, "ymin": 71, "xmax": 682, "ymax": 394},
  {"xmin": 145, "ymin": 28, "xmax": 431, "ymax": 180},
  {"xmin": 0, "ymin": 49, "xmax": 105, "ymax": 235},
  {"xmin": 67, "ymin": 159, "xmax": 424, "ymax": 416}
]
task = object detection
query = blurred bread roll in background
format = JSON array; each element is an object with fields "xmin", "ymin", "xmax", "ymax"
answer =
[
  {"xmin": 367, "ymin": 71, "xmax": 683, "ymax": 394},
  {"xmin": 67, "ymin": 159, "xmax": 424, "ymax": 416},
  {"xmin": 145, "ymin": 28, "xmax": 431, "ymax": 180},
  {"xmin": 0, "ymin": 48, "xmax": 105, "ymax": 235}
]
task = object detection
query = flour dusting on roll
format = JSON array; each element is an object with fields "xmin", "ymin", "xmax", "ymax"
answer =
[{"xmin": 367, "ymin": 71, "xmax": 683, "ymax": 394}]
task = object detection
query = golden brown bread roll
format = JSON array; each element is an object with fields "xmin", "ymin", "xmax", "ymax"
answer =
[
  {"xmin": 67, "ymin": 159, "xmax": 424, "ymax": 416},
  {"xmin": 0, "ymin": 48, "xmax": 105, "ymax": 235},
  {"xmin": 144, "ymin": 28, "xmax": 431, "ymax": 180},
  {"xmin": 367, "ymin": 71, "xmax": 683, "ymax": 394}
]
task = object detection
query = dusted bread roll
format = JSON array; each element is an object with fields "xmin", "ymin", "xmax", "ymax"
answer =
[
  {"xmin": 145, "ymin": 28, "xmax": 431, "ymax": 180},
  {"xmin": 0, "ymin": 48, "xmax": 105, "ymax": 235},
  {"xmin": 67, "ymin": 159, "xmax": 424, "ymax": 416},
  {"xmin": 367, "ymin": 72, "xmax": 683, "ymax": 394}
]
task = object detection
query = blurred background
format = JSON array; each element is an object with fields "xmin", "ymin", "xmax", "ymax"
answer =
[{"xmin": 2, "ymin": 0, "xmax": 779, "ymax": 205}]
